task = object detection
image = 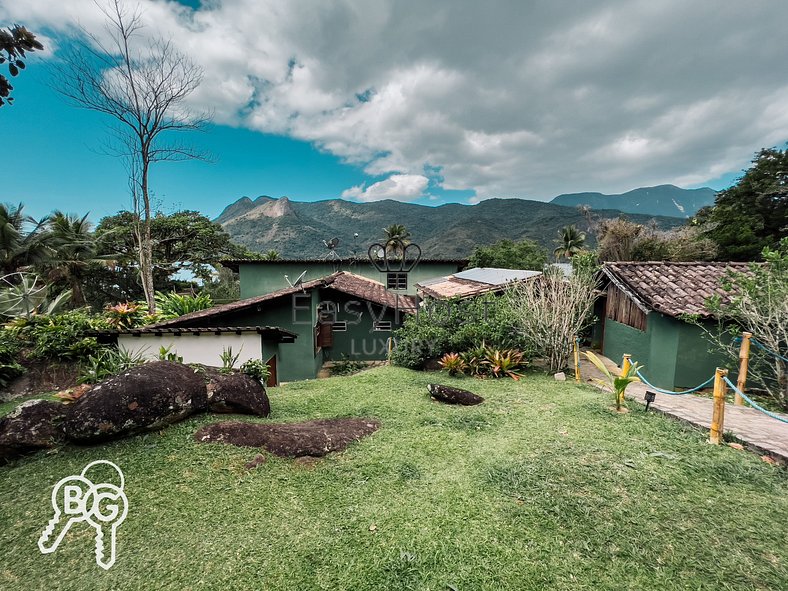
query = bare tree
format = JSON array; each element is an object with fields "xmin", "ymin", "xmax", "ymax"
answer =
[
  {"xmin": 53, "ymin": 0, "xmax": 210, "ymax": 311},
  {"xmin": 504, "ymin": 268, "xmax": 600, "ymax": 373}
]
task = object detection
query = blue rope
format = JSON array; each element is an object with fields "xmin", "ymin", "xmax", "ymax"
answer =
[
  {"xmin": 732, "ymin": 336, "xmax": 788, "ymax": 362},
  {"xmin": 635, "ymin": 368, "xmax": 714, "ymax": 396},
  {"xmin": 723, "ymin": 376, "xmax": 788, "ymax": 424}
]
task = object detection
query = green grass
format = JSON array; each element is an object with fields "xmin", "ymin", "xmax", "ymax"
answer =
[{"xmin": 1, "ymin": 366, "xmax": 786, "ymax": 590}]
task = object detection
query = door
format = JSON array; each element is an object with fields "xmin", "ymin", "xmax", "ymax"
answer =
[{"xmin": 266, "ymin": 355, "xmax": 277, "ymax": 387}]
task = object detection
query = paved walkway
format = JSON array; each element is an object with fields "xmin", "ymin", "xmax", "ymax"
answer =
[{"xmin": 578, "ymin": 352, "xmax": 788, "ymax": 464}]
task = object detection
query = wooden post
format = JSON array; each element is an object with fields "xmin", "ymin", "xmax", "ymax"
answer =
[
  {"xmin": 710, "ymin": 368, "xmax": 728, "ymax": 445},
  {"xmin": 621, "ymin": 354, "xmax": 631, "ymax": 376},
  {"xmin": 735, "ymin": 332, "xmax": 752, "ymax": 406},
  {"xmin": 573, "ymin": 338, "xmax": 581, "ymax": 382}
]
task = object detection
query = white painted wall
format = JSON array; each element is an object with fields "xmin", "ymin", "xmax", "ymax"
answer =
[{"xmin": 118, "ymin": 333, "xmax": 262, "ymax": 367}]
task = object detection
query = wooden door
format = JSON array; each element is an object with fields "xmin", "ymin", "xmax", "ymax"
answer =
[{"xmin": 266, "ymin": 355, "xmax": 277, "ymax": 387}]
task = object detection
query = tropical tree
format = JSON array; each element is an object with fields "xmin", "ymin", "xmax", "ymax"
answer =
[
  {"xmin": 584, "ymin": 350, "xmax": 642, "ymax": 412},
  {"xmin": 468, "ymin": 239, "xmax": 548, "ymax": 270},
  {"xmin": 54, "ymin": 0, "xmax": 210, "ymax": 311},
  {"xmin": 382, "ymin": 224, "xmax": 411, "ymax": 258},
  {"xmin": 0, "ymin": 25, "xmax": 44, "ymax": 107},
  {"xmin": 702, "ymin": 147, "xmax": 788, "ymax": 261},
  {"xmin": 261, "ymin": 250, "xmax": 281, "ymax": 261},
  {"xmin": 0, "ymin": 203, "xmax": 52, "ymax": 276},
  {"xmin": 553, "ymin": 224, "xmax": 586, "ymax": 260},
  {"xmin": 43, "ymin": 212, "xmax": 103, "ymax": 307}
]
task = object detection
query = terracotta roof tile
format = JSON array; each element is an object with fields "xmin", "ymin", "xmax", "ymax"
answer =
[
  {"xmin": 149, "ymin": 271, "xmax": 415, "ymax": 328},
  {"xmin": 602, "ymin": 261, "xmax": 753, "ymax": 318}
]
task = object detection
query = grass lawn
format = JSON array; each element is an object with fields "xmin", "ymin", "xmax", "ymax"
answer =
[{"xmin": 1, "ymin": 366, "xmax": 786, "ymax": 590}]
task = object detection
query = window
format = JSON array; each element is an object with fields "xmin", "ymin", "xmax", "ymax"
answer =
[
  {"xmin": 332, "ymin": 321, "xmax": 348, "ymax": 332},
  {"xmin": 386, "ymin": 272, "xmax": 408, "ymax": 290},
  {"xmin": 373, "ymin": 320, "xmax": 392, "ymax": 331}
]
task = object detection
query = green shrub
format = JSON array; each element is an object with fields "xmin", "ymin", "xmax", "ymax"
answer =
[
  {"xmin": 240, "ymin": 359, "xmax": 271, "ymax": 383},
  {"xmin": 158, "ymin": 345, "xmax": 183, "ymax": 363},
  {"xmin": 78, "ymin": 347, "xmax": 147, "ymax": 384},
  {"xmin": 390, "ymin": 295, "xmax": 525, "ymax": 369},
  {"xmin": 330, "ymin": 355, "xmax": 367, "ymax": 376},
  {"xmin": 155, "ymin": 291, "xmax": 213, "ymax": 319},
  {"xmin": 219, "ymin": 346, "xmax": 241, "ymax": 374},
  {"xmin": 9, "ymin": 309, "xmax": 105, "ymax": 362},
  {"xmin": 0, "ymin": 328, "xmax": 25, "ymax": 387}
]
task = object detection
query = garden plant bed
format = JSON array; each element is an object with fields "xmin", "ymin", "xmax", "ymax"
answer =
[{"xmin": 1, "ymin": 366, "xmax": 786, "ymax": 590}]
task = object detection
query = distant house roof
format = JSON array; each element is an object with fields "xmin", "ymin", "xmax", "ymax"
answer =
[
  {"xmin": 416, "ymin": 267, "xmax": 542, "ymax": 300},
  {"xmin": 103, "ymin": 326, "xmax": 297, "ymax": 342},
  {"xmin": 220, "ymin": 257, "xmax": 468, "ymax": 271},
  {"xmin": 602, "ymin": 261, "xmax": 753, "ymax": 318},
  {"xmin": 144, "ymin": 271, "xmax": 417, "ymax": 329}
]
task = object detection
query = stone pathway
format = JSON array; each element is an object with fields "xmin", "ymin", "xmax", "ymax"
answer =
[{"xmin": 578, "ymin": 352, "xmax": 788, "ymax": 464}]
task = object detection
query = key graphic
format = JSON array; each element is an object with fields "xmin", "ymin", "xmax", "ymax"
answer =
[{"xmin": 38, "ymin": 460, "xmax": 128, "ymax": 570}]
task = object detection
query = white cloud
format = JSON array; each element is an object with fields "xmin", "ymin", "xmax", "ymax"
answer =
[
  {"xmin": 4, "ymin": 0, "xmax": 788, "ymax": 200},
  {"xmin": 341, "ymin": 174, "xmax": 429, "ymax": 202}
]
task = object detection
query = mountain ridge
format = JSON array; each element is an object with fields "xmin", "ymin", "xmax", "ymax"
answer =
[
  {"xmin": 550, "ymin": 184, "xmax": 715, "ymax": 217},
  {"xmin": 216, "ymin": 186, "xmax": 701, "ymax": 258}
]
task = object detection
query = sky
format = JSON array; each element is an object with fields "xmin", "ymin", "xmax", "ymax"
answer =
[{"xmin": 2, "ymin": 0, "xmax": 787, "ymax": 222}]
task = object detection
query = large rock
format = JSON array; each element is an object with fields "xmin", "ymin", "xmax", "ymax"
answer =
[
  {"xmin": 202, "ymin": 368, "xmax": 271, "ymax": 417},
  {"xmin": 62, "ymin": 361, "xmax": 208, "ymax": 442},
  {"xmin": 427, "ymin": 383, "xmax": 484, "ymax": 406},
  {"xmin": 194, "ymin": 418, "xmax": 380, "ymax": 457},
  {"xmin": 0, "ymin": 399, "xmax": 67, "ymax": 463}
]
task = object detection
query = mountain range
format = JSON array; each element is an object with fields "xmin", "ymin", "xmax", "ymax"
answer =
[
  {"xmin": 216, "ymin": 185, "xmax": 712, "ymax": 258},
  {"xmin": 550, "ymin": 184, "xmax": 715, "ymax": 218}
]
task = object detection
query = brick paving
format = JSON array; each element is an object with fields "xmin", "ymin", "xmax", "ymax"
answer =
[{"xmin": 579, "ymin": 352, "xmax": 788, "ymax": 464}]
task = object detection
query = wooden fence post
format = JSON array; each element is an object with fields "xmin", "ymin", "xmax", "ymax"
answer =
[
  {"xmin": 573, "ymin": 338, "xmax": 581, "ymax": 382},
  {"xmin": 621, "ymin": 354, "xmax": 631, "ymax": 376},
  {"xmin": 735, "ymin": 332, "xmax": 752, "ymax": 406},
  {"xmin": 710, "ymin": 368, "xmax": 728, "ymax": 444}
]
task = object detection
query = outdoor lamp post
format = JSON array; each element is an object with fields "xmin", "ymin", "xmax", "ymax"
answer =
[{"xmin": 644, "ymin": 391, "xmax": 656, "ymax": 411}]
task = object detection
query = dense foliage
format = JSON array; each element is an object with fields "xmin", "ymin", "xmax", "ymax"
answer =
[
  {"xmin": 468, "ymin": 238, "xmax": 547, "ymax": 270},
  {"xmin": 390, "ymin": 294, "xmax": 524, "ymax": 369},
  {"xmin": 0, "ymin": 25, "xmax": 43, "ymax": 107},
  {"xmin": 700, "ymin": 147, "xmax": 788, "ymax": 261}
]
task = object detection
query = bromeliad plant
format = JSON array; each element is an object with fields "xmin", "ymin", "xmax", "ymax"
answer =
[
  {"xmin": 438, "ymin": 352, "xmax": 467, "ymax": 376},
  {"xmin": 584, "ymin": 351, "xmax": 642, "ymax": 411},
  {"xmin": 486, "ymin": 347, "xmax": 526, "ymax": 380}
]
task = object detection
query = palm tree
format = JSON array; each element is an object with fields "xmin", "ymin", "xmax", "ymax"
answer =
[
  {"xmin": 261, "ymin": 250, "xmax": 281, "ymax": 261},
  {"xmin": 0, "ymin": 203, "xmax": 52, "ymax": 275},
  {"xmin": 554, "ymin": 225, "xmax": 586, "ymax": 260},
  {"xmin": 382, "ymin": 224, "xmax": 411, "ymax": 258},
  {"xmin": 44, "ymin": 211, "xmax": 101, "ymax": 306}
]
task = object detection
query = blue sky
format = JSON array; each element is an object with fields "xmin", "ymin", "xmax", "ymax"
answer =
[{"xmin": 3, "ymin": 1, "xmax": 784, "ymax": 225}]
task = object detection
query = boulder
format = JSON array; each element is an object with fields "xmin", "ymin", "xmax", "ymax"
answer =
[
  {"xmin": 62, "ymin": 361, "xmax": 208, "ymax": 442},
  {"xmin": 0, "ymin": 399, "xmax": 67, "ymax": 463},
  {"xmin": 427, "ymin": 383, "xmax": 484, "ymax": 406},
  {"xmin": 194, "ymin": 418, "xmax": 380, "ymax": 457},
  {"xmin": 202, "ymin": 368, "xmax": 271, "ymax": 417}
]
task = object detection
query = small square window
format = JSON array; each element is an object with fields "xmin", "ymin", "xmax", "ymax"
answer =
[
  {"xmin": 387, "ymin": 273, "xmax": 408, "ymax": 290},
  {"xmin": 373, "ymin": 321, "xmax": 392, "ymax": 331},
  {"xmin": 332, "ymin": 321, "xmax": 348, "ymax": 332}
]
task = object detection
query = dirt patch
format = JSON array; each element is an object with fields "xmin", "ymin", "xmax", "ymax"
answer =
[
  {"xmin": 194, "ymin": 417, "xmax": 380, "ymax": 457},
  {"xmin": 1, "ymin": 361, "xmax": 80, "ymax": 402}
]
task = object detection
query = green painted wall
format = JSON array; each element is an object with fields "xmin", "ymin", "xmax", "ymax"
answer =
[
  {"xmin": 318, "ymin": 290, "xmax": 405, "ymax": 362},
  {"xmin": 603, "ymin": 313, "xmax": 736, "ymax": 390},
  {"xmin": 239, "ymin": 261, "xmax": 463, "ymax": 298}
]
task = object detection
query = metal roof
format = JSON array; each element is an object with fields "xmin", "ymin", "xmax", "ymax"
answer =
[{"xmin": 453, "ymin": 267, "xmax": 542, "ymax": 285}]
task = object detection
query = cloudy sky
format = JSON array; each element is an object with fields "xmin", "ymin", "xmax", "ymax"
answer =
[{"xmin": 2, "ymin": 0, "xmax": 788, "ymax": 219}]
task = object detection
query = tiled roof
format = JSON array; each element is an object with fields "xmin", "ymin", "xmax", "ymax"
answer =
[
  {"xmin": 602, "ymin": 261, "xmax": 753, "ymax": 318},
  {"xmin": 99, "ymin": 326, "xmax": 297, "ymax": 341},
  {"xmin": 147, "ymin": 271, "xmax": 416, "ymax": 329}
]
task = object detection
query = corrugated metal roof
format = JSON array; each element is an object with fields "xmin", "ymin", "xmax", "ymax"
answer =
[{"xmin": 454, "ymin": 267, "xmax": 542, "ymax": 285}]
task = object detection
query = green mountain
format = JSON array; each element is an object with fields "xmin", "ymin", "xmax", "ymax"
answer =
[
  {"xmin": 550, "ymin": 185, "xmax": 715, "ymax": 218},
  {"xmin": 217, "ymin": 195, "xmax": 685, "ymax": 258}
]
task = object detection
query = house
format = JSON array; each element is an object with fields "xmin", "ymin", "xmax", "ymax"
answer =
[
  {"xmin": 221, "ymin": 257, "xmax": 467, "ymax": 297},
  {"xmin": 599, "ymin": 261, "xmax": 749, "ymax": 390},
  {"xmin": 108, "ymin": 271, "xmax": 417, "ymax": 384},
  {"xmin": 416, "ymin": 267, "xmax": 542, "ymax": 300}
]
